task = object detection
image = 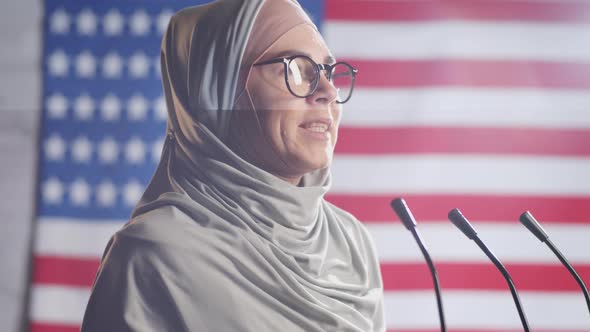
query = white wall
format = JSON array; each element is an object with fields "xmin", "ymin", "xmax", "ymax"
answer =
[{"xmin": 0, "ymin": 0, "xmax": 42, "ymax": 331}]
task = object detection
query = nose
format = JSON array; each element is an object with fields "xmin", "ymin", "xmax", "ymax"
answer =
[{"xmin": 308, "ymin": 71, "xmax": 338, "ymax": 105}]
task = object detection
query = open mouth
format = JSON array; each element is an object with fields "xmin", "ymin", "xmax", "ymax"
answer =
[
  {"xmin": 301, "ymin": 122, "xmax": 329, "ymax": 133},
  {"xmin": 299, "ymin": 117, "xmax": 332, "ymax": 133},
  {"xmin": 299, "ymin": 118, "xmax": 333, "ymax": 141}
]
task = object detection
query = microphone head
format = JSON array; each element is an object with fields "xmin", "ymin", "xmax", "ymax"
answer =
[
  {"xmin": 390, "ymin": 197, "xmax": 417, "ymax": 231},
  {"xmin": 519, "ymin": 211, "xmax": 549, "ymax": 242},
  {"xmin": 448, "ymin": 208, "xmax": 478, "ymax": 240}
]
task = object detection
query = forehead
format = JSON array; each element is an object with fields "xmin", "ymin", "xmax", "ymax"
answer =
[{"xmin": 261, "ymin": 24, "xmax": 335, "ymax": 63}]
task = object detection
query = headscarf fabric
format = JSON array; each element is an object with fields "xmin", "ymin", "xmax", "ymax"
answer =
[{"xmin": 81, "ymin": 1, "xmax": 385, "ymax": 331}]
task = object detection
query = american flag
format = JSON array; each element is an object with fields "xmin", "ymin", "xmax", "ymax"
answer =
[{"xmin": 31, "ymin": 1, "xmax": 590, "ymax": 331}]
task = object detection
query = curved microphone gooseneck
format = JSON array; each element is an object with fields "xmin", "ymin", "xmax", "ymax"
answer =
[
  {"xmin": 448, "ymin": 208, "xmax": 530, "ymax": 332},
  {"xmin": 520, "ymin": 211, "xmax": 590, "ymax": 316},
  {"xmin": 390, "ymin": 198, "xmax": 446, "ymax": 332}
]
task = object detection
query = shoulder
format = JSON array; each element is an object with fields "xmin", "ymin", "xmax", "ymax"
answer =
[
  {"xmin": 119, "ymin": 204, "xmax": 234, "ymax": 248},
  {"xmin": 83, "ymin": 206, "xmax": 225, "ymax": 331},
  {"xmin": 118, "ymin": 205, "xmax": 198, "ymax": 244},
  {"xmin": 102, "ymin": 205, "xmax": 228, "ymax": 275}
]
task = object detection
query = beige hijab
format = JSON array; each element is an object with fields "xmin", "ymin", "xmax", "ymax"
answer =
[{"xmin": 81, "ymin": 1, "xmax": 385, "ymax": 331}]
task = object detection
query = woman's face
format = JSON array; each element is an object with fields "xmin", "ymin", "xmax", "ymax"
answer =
[{"xmin": 230, "ymin": 25, "xmax": 341, "ymax": 185}]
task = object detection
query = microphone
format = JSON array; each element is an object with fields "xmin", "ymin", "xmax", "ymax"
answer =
[
  {"xmin": 448, "ymin": 208, "xmax": 530, "ymax": 331},
  {"xmin": 390, "ymin": 198, "xmax": 446, "ymax": 332},
  {"xmin": 519, "ymin": 211, "xmax": 590, "ymax": 316}
]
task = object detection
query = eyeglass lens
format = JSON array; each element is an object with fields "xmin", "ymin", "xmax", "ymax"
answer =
[{"xmin": 286, "ymin": 57, "xmax": 354, "ymax": 103}]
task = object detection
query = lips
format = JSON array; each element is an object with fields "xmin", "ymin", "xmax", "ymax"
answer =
[
  {"xmin": 299, "ymin": 118, "xmax": 333, "ymax": 133},
  {"xmin": 304, "ymin": 123, "xmax": 329, "ymax": 132}
]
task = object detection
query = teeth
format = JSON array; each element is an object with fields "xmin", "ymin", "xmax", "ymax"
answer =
[{"xmin": 304, "ymin": 123, "xmax": 328, "ymax": 132}]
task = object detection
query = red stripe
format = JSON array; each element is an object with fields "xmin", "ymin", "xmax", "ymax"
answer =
[
  {"xmin": 28, "ymin": 323, "xmax": 590, "ymax": 332},
  {"xmin": 345, "ymin": 59, "xmax": 590, "ymax": 89},
  {"xmin": 381, "ymin": 262, "xmax": 590, "ymax": 291},
  {"xmin": 335, "ymin": 127, "xmax": 590, "ymax": 156},
  {"xmin": 326, "ymin": 0, "xmax": 590, "ymax": 23},
  {"xmin": 30, "ymin": 322, "xmax": 79, "ymax": 332},
  {"xmin": 32, "ymin": 257, "xmax": 590, "ymax": 295},
  {"xmin": 387, "ymin": 330, "xmax": 590, "ymax": 332},
  {"xmin": 33, "ymin": 256, "xmax": 99, "ymax": 287},
  {"xmin": 325, "ymin": 194, "xmax": 590, "ymax": 223},
  {"xmin": 33, "ymin": 257, "xmax": 590, "ymax": 292}
]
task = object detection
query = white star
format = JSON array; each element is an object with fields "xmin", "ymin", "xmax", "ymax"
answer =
[
  {"xmin": 96, "ymin": 180, "xmax": 117, "ymax": 207},
  {"xmin": 71, "ymin": 136, "xmax": 93, "ymax": 163},
  {"xmin": 103, "ymin": 9, "xmax": 124, "ymax": 36},
  {"xmin": 156, "ymin": 9, "xmax": 173, "ymax": 35},
  {"xmin": 74, "ymin": 94, "xmax": 95, "ymax": 121},
  {"xmin": 43, "ymin": 177, "xmax": 64, "ymax": 204},
  {"xmin": 128, "ymin": 52, "xmax": 150, "ymax": 78},
  {"xmin": 76, "ymin": 51, "xmax": 96, "ymax": 78},
  {"xmin": 102, "ymin": 52, "xmax": 123, "ymax": 78},
  {"xmin": 47, "ymin": 49, "xmax": 69, "ymax": 77},
  {"xmin": 70, "ymin": 178, "xmax": 91, "ymax": 206},
  {"xmin": 152, "ymin": 139, "xmax": 164, "ymax": 163},
  {"xmin": 77, "ymin": 9, "xmax": 97, "ymax": 35},
  {"xmin": 98, "ymin": 137, "xmax": 119, "ymax": 164},
  {"xmin": 127, "ymin": 94, "xmax": 148, "ymax": 121},
  {"xmin": 125, "ymin": 137, "xmax": 145, "ymax": 164},
  {"xmin": 44, "ymin": 134, "xmax": 66, "ymax": 161},
  {"xmin": 154, "ymin": 95, "xmax": 167, "ymax": 121},
  {"xmin": 50, "ymin": 8, "xmax": 70, "ymax": 35},
  {"xmin": 46, "ymin": 93, "xmax": 69, "ymax": 119},
  {"xmin": 130, "ymin": 10, "xmax": 151, "ymax": 36},
  {"xmin": 123, "ymin": 180, "xmax": 143, "ymax": 206},
  {"xmin": 100, "ymin": 94, "xmax": 121, "ymax": 121}
]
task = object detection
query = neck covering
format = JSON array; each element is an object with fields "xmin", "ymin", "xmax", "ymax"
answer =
[{"xmin": 81, "ymin": 1, "xmax": 385, "ymax": 331}]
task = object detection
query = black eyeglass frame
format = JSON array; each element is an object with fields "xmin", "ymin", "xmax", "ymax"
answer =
[{"xmin": 253, "ymin": 54, "xmax": 358, "ymax": 104}]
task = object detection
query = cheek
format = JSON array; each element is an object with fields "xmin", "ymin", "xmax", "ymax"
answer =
[
  {"xmin": 247, "ymin": 70, "xmax": 333, "ymax": 154},
  {"xmin": 332, "ymin": 104, "xmax": 343, "ymax": 123},
  {"xmin": 277, "ymin": 113, "xmax": 302, "ymax": 151},
  {"xmin": 248, "ymin": 69, "xmax": 291, "ymax": 109},
  {"xmin": 257, "ymin": 110, "xmax": 294, "ymax": 148},
  {"xmin": 268, "ymin": 111, "xmax": 309, "ymax": 160},
  {"xmin": 331, "ymin": 106, "xmax": 343, "ymax": 144}
]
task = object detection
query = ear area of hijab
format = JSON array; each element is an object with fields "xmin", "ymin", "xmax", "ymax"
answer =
[{"xmin": 233, "ymin": 0, "xmax": 318, "ymax": 106}]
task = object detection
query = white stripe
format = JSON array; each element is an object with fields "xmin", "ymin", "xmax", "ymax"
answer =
[
  {"xmin": 30, "ymin": 285, "xmax": 590, "ymax": 329},
  {"xmin": 34, "ymin": 217, "xmax": 590, "ymax": 264},
  {"xmin": 34, "ymin": 217, "xmax": 124, "ymax": 257},
  {"xmin": 325, "ymin": 21, "xmax": 590, "ymax": 62},
  {"xmin": 331, "ymin": 155, "xmax": 590, "ymax": 195},
  {"xmin": 384, "ymin": 290, "xmax": 590, "ymax": 329},
  {"xmin": 342, "ymin": 88, "xmax": 590, "ymax": 129},
  {"xmin": 30, "ymin": 285, "xmax": 90, "ymax": 325},
  {"xmin": 366, "ymin": 222, "xmax": 590, "ymax": 264}
]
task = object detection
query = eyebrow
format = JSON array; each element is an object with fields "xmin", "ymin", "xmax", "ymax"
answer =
[{"xmin": 270, "ymin": 50, "xmax": 336, "ymax": 64}]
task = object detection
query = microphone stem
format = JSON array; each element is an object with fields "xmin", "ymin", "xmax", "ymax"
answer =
[
  {"xmin": 473, "ymin": 237, "xmax": 530, "ymax": 332},
  {"xmin": 545, "ymin": 238, "xmax": 590, "ymax": 316},
  {"xmin": 410, "ymin": 228, "xmax": 447, "ymax": 332}
]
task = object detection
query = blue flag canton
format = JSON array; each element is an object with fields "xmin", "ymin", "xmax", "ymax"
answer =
[{"xmin": 39, "ymin": 0, "xmax": 324, "ymax": 220}]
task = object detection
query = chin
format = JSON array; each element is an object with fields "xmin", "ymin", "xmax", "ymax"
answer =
[
  {"xmin": 280, "ymin": 132, "xmax": 336, "ymax": 175},
  {"xmin": 295, "ymin": 150, "xmax": 333, "ymax": 173}
]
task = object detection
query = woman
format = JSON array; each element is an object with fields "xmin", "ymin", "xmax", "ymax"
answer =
[{"xmin": 81, "ymin": 0, "xmax": 385, "ymax": 331}]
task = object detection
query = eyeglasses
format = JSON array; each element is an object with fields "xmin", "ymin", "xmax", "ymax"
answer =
[{"xmin": 253, "ymin": 54, "xmax": 358, "ymax": 104}]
